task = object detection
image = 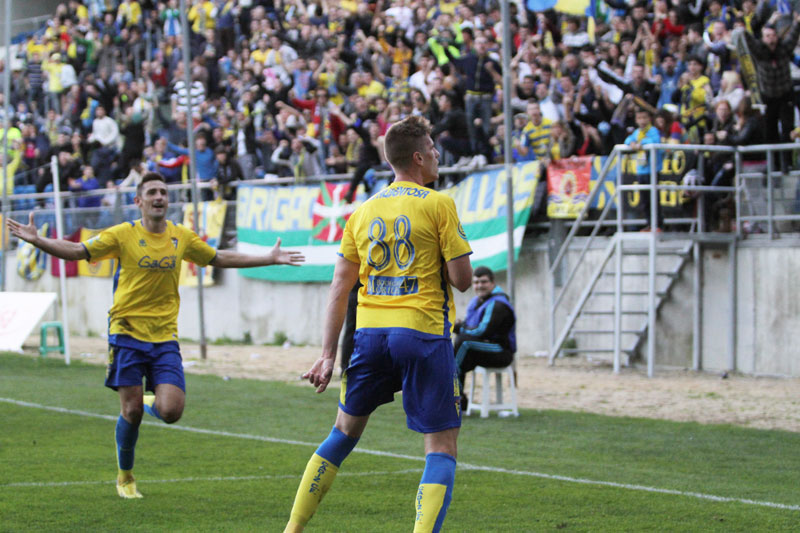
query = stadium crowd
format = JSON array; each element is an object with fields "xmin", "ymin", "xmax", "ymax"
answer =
[{"xmin": 0, "ymin": 0, "xmax": 799, "ymax": 215}]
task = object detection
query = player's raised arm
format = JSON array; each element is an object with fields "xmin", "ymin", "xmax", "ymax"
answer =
[
  {"xmin": 210, "ymin": 238, "xmax": 305, "ymax": 268},
  {"xmin": 6, "ymin": 211, "xmax": 88, "ymax": 261}
]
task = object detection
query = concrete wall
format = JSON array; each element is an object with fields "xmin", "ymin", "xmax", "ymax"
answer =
[{"xmin": 5, "ymin": 237, "xmax": 800, "ymax": 376}]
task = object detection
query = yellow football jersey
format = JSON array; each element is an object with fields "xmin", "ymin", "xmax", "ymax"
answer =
[
  {"xmin": 521, "ymin": 118, "xmax": 553, "ymax": 160},
  {"xmin": 339, "ymin": 181, "xmax": 472, "ymax": 338},
  {"xmin": 83, "ymin": 220, "xmax": 217, "ymax": 343}
]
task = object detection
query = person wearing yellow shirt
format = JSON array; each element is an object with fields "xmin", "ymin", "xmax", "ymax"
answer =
[
  {"xmin": 42, "ymin": 52, "xmax": 65, "ymax": 113},
  {"xmin": 116, "ymin": 0, "xmax": 142, "ymax": 28},
  {"xmin": 0, "ymin": 141, "xmax": 21, "ymax": 197},
  {"xmin": 188, "ymin": 0, "xmax": 217, "ymax": 34},
  {"xmin": 356, "ymin": 71, "xmax": 387, "ymax": 99},
  {"xmin": 68, "ymin": 0, "xmax": 88, "ymax": 22},
  {"xmin": 518, "ymin": 101, "xmax": 553, "ymax": 161},
  {"xmin": 283, "ymin": 115, "xmax": 473, "ymax": 533},
  {"xmin": 251, "ymin": 37, "xmax": 270, "ymax": 65},
  {"xmin": 677, "ymin": 56, "xmax": 712, "ymax": 143},
  {"xmin": 6, "ymin": 173, "xmax": 305, "ymax": 499}
]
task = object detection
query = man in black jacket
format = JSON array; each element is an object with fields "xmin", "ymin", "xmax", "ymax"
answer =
[
  {"xmin": 213, "ymin": 145, "xmax": 243, "ymax": 201},
  {"xmin": 432, "ymin": 91, "xmax": 471, "ymax": 166},
  {"xmin": 453, "ymin": 266, "xmax": 516, "ymax": 410},
  {"xmin": 445, "ymin": 36, "xmax": 502, "ymax": 160}
]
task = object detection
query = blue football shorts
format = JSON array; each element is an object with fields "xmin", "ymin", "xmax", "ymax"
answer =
[
  {"xmin": 105, "ymin": 335, "xmax": 185, "ymax": 392},
  {"xmin": 339, "ymin": 328, "xmax": 462, "ymax": 433}
]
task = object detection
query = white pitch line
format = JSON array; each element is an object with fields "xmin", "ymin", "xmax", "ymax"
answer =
[
  {"xmin": 1, "ymin": 469, "xmax": 425, "ymax": 489},
  {"xmin": 2, "ymin": 397, "xmax": 799, "ymax": 512}
]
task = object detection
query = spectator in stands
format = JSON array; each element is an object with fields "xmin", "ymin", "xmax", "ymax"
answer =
[
  {"xmin": 88, "ymin": 105, "xmax": 120, "ymax": 185},
  {"xmin": 69, "ymin": 164, "xmax": 102, "ymax": 209},
  {"xmin": 37, "ymin": 146, "xmax": 81, "ymax": 194},
  {"xmin": 675, "ymin": 55, "xmax": 713, "ymax": 143},
  {"xmin": 546, "ymin": 120, "xmax": 577, "ymax": 162},
  {"xmin": 431, "ymin": 91, "xmax": 471, "ymax": 167},
  {"xmin": 445, "ymin": 35, "xmax": 501, "ymax": 162},
  {"xmin": 453, "ymin": 266, "xmax": 516, "ymax": 411},
  {"xmin": 3, "ymin": 0, "xmax": 798, "ymax": 240},
  {"xmin": 285, "ymin": 88, "xmax": 345, "ymax": 160},
  {"xmin": 329, "ymin": 105, "xmax": 384, "ymax": 202},
  {"xmin": 20, "ymin": 123, "xmax": 44, "ymax": 173},
  {"xmin": 167, "ymin": 134, "xmax": 217, "ymax": 200},
  {"xmin": 518, "ymin": 101, "xmax": 553, "ymax": 161},
  {"xmin": 744, "ymin": 12, "xmax": 800, "ymax": 171},
  {"xmin": 25, "ymin": 51, "xmax": 45, "ymax": 114},
  {"xmin": 117, "ymin": 106, "xmax": 146, "ymax": 181},
  {"xmin": 0, "ymin": 139, "xmax": 21, "ymax": 197},
  {"xmin": 712, "ymin": 70, "xmax": 745, "ymax": 114},
  {"xmin": 171, "ymin": 64, "xmax": 206, "ymax": 119},
  {"xmin": 624, "ymin": 107, "xmax": 662, "ymax": 230},
  {"xmin": 147, "ymin": 136, "xmax": 184, "ymax": 185},
  {"xmin": 212, "ymin": 145, "xmax": 243, "ymax": 201},
  {"xmin": 42, "ymin": 52, "xmax": 65, "ymax": 114}
]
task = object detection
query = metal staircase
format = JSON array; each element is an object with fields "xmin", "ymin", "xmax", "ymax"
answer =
[
  {"xmin": 546, "ymin": 144, "xmax": 741, "ymax": 376},
  {"xmin": 549, "ymin": 233, "xmax": 693, "ymax": 370}
]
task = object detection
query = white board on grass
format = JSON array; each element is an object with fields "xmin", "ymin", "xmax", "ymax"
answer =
[{"xmin": 0, "ymin": 292, "xmax": 57, "ymax": 352}]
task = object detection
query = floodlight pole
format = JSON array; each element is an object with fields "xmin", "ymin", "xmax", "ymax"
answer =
[
  {"xmin": 1, "ymin": 0, "xmax": 11, "ymax": 292},
  {"xmin": 180, "ymin": 0, "xmax": 208, "ymax": 360},
  {"xmin": 501, "ymin": 0, "xmax": 515, "ymax": 303}
]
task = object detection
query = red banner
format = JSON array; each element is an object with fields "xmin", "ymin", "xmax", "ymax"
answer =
[
  {"xmin": 50, "ymin": 228, "xmax": 81, "ymax": 277},
  {"xmin": 547, "ymin": 156, "xmax": 593, "ymax": 219}
]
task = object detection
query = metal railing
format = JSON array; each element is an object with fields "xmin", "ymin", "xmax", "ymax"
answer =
[
  {"xmin": 548, "ymin": 142, "xmax": 800, "ymax": 374},
  {"xmin": 0, "ymin": 162, "xmax": 495, "ymax": 235}
]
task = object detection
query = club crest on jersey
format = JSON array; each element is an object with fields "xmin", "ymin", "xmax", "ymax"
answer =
[
  {"xmin": 171, "ymin": 238, "xmax": 178, "ymax": 249},
  {"xmin": 139, "ymin": 239, "xmax": 147, "ymax": 247},
  {"xmin": 457, "ymin": 223, "xmax": 467, "ymax": 240}
]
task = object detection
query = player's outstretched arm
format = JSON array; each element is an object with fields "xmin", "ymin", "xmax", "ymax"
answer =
[
  {"xmin": 210, "ymin": 238, "xmax": 305, "ymax": 268},
  {"xmin": 303, "ymin": 256, "xmax": 359, "ymax": 393},
  {"xmin": 6, "ymin": 212, "xmax": 88, "ymax": 261}
]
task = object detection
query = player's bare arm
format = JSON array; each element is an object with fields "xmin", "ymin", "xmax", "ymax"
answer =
[
  {"xmin": 303, "ymin": 256, "xmax": 359, "ymax": 393},
  {"xmin": 6, "ymin": 211, "xmax": 88, "ymax": 261},
  {"xmin": 210, "ymin": 238, "xmax": 305, "ymax": 267},
  {"xmin": 447, "ymin": 255, "xmax": 473, "ymax": 292}
]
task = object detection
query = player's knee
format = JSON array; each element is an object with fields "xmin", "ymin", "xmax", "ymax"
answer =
[
  {"xmin": 159, "ymin": 406, "xmax": 183, "ymax": 424},
  {"xmin": 121, "ymin": 404, "xmax": 144, "ymax": 425}
]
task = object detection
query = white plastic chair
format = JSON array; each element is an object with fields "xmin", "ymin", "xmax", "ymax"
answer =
[{"xmin": 465, "ymin": 365, "xmax": 519, "ymax": 418}]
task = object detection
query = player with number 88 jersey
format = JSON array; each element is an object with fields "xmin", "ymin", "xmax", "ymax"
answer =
[
  {"xmin": 341, "ymin": 183, "xmax": 471, "ymax": 337},
  {"xmin": 284, "ymin": 116, "xmax": 473, "ymax": 533}
]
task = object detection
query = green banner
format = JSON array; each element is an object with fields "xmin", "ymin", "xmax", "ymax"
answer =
[{"xmin": 236, "ymin": 162, "xmax": 540, "ymax": 282}]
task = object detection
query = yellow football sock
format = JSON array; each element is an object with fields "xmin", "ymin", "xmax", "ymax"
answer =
[
  {"xmin": 413, "ymin": 453, "xmax": 456, "ymax": 533},
  {"xmin": 285, "ymin": 453, "xmax": 339, "ymax": 531}
]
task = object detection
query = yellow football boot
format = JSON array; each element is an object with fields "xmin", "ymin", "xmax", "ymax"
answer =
[{"xmin": 116, "ymin": 471, "xmax": 143, "ymax": 499}]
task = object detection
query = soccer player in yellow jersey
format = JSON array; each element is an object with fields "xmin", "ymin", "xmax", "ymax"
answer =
[
  {"xmin": 283, "ymin": 116, "xmax": 473, "ymax": 533},
  {"xmin": 7, "ymin": 172, "xmax": 304, "ymax": 499}
]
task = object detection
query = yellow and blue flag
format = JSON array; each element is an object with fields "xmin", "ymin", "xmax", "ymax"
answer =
[
  {"xmin": 526, "ymin": 0, "xmax": 596, "ymax": 41},
  {"xmin": 527, "ymin": 0, "xmax": 594, "ymax": 16}
]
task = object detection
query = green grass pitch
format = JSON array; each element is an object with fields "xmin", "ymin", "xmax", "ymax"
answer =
[{"xmin": 2, "ymin": 353, "xmax": 799, "ymax": 532}]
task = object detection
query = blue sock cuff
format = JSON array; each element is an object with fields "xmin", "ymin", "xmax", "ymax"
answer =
[
  {"xmin": 115, "ymin": 415, "xmax": 139, "ymax": 471},
  {"xmin": 421, "ymin": 453, "xmax": 456, "ymax": 484},
  {"xmin": 315, "ymin": 426, "xmax": 359, "ymax": 468},
  {"xmin": 144, "ymin": 402, "xmax": 162, "ymax": 420}
]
